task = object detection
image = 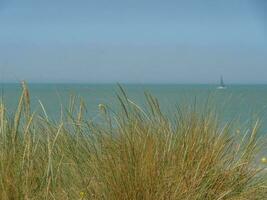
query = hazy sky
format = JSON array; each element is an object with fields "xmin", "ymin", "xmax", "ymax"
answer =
[{"xmin": 0, "ymin": 0, "xmax": 266, "ymax": 83}]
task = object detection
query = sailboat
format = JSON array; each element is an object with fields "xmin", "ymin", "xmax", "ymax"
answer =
[{"xmin": 217, "ymin": 76, "xmax": 226, "ymax": 89}]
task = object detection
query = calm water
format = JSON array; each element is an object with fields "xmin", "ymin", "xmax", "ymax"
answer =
[{"xmin": 1, "ymin": 83, "xmax": 267, "ymax": 133}]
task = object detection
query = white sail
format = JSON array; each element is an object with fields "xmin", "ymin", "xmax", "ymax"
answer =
[{"xmin": 217, "ymin": 76, "xmax": 226, "ymax": 89}]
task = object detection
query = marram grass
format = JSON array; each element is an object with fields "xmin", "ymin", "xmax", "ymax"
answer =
[{"xmin": 0, "ymin": 83, "xmax": 267, "ymax": 200}]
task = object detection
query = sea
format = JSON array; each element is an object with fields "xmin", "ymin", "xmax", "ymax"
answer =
[{"xmin": 1, "ymin": 83, "xmax": 267, "ymax": 134}]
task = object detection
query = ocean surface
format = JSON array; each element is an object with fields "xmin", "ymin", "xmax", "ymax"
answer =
[{"xmin": 1, "ymin": 83, "xmax": 267, "ymax": 133}]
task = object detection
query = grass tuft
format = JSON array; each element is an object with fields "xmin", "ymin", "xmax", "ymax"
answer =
[{"xmin": 0, "ymin": 83, "xmax": 267, "ymax": 199}]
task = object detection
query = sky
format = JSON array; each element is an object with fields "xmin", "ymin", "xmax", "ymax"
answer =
[{"xmin": 0, "ymin": 0, "xmax": 266, "ymax": 83}]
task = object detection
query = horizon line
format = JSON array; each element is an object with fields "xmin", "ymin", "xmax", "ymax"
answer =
[{"xmin": 1, "ymin": 81, "xmax": 267, "ymax": 85}]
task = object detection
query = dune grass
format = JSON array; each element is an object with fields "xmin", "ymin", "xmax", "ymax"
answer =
[{"xmin": 0, "ymin": 83, "xmax": 267, "ymax": 199}]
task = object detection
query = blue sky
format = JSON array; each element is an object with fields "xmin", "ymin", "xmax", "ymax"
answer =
[{"xmin": 0, "ymin": 0, "xmax": 266, "ymax": 83}]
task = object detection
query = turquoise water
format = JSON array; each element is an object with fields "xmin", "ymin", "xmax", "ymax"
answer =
[{"xmin": 1, "ymin": 83, "xmax": 267, "ymax": 133}]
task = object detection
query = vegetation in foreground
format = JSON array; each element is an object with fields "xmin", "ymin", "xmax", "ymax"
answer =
[{"xmin": 0, "ymin": 83, "xmax": 267, "ymax": 200}]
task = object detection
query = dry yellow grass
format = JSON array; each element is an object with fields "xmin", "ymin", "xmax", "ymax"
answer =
[{"xmin": 0, "ymin": 83, "xmax": 267, "ymax": 199}]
